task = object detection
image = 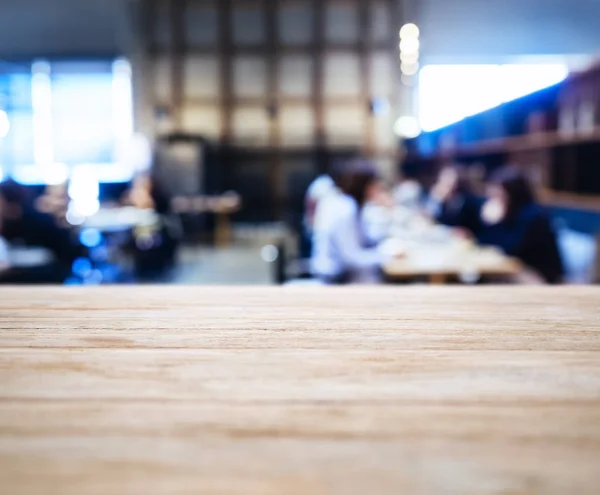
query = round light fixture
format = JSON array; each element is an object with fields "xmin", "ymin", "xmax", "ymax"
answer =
[
  {"xmin": 393, "ymin": 116, "xmax": 421, "ymax": 139},
  {"xmin": 401, "ymin": 62, "xmax": 420, "ymax": 76},
  {"xmin": 400, "ymin": 37, "xmax": 420, "ymax": 55},
  {"xmin": 399, "ymin": 23, "xmax": 420, "ymax": 40}
]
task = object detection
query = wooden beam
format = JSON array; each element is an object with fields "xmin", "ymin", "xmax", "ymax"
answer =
[
  {"xmin": 170, "ymin": 0, "xmax": 186, "ymax": 129},
  {"xmin": 150, "ymin": 42, "xmax": 394, "ymax": 57},
  {"xmin": 312, "ymin": 0, "xmax": 325, "ymax": 150},
  {"xmin": 266, "ymin": 0, "xmax": 284, "ymax": 217},
  {"xmin": 218, "ymin": 0, "xmax": 234, "ymax": 141},
  {"xmin": 358, "ymin": 0, "xmax": 374, "ymax": 155},
  {"xmin": 183, "ymin": 95, "xmax": 365, "ymax": 107}
]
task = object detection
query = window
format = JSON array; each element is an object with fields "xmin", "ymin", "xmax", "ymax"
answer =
[
  {"xmin": 0, "ymin": 58, "xmax": 133, "ymax": 184},
  {"xmin": 418, "ymin": 64, "xmax": 569, "ymax": 132}
]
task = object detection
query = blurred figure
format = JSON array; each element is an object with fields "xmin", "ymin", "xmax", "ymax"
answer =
[
  {"xmin": 478, "ymin": 168, "xmax": 563, "ymax": 284},
  {"xmin": 122, "ymin": 172, "xmax": 180, "ymax": 279},
  {"xmin": 123, "ymin": 174, "xmax": 159, "ymax": 211},
  {"xmin": 427, "ymin": 165, "xmax": 482, "ymax": 235},
  {"xmin": 300, "ymin": 174, "xmax": 337, "ymax": 258},
  {"xmin": 0, "ymin": 198, "xmax": 9, "ymax": 273},
  {"xmin": 0, "ymin": 235, "xmax": 8, "ymax": 272},
  {"xmin": 394, "ymin": 163, "xmax": 423, "ymax": 210},
  {"xmin": 305, "ymin": 174, "xmax": 337, "ymax": 232},
  {"xmin": 361, "ymin": 179, "xmax": 395, "ymax": 245},
  {"xmin": 311, "ymin": 159, "xmax": 398, "ymax": 284},
  {"xmin": 0, "ymin": 179, "xmax": 84, "ymax": 282}
]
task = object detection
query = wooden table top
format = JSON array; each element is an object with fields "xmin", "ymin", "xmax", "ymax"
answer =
[{"xmin": 1, "ymin": 287, "xmax": 600, "ymax": 494}]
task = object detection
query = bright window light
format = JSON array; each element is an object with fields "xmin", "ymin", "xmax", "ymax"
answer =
[
  {"xmin": 31, "ymin": 61, "xmax": 54, "ymax": 165},
  {"xmin": 112, "ymin": 58, "xmax": 134, "ymax": 159},
  {"xmin": 418, "ymin": 64, "xmax": 569, "ymax": 132},
  {"xmin": 0, "ymin": 110, "xmax": 10, "ymax": 138},
  {"xmin": 7, "ymin": 59, "xmax": 135, "ymax": 185}
]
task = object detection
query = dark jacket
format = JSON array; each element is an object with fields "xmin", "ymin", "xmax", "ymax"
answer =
[
  {"xmin": 434, "ymin": 193, "xmax": 483, "ymax": 236},
  {"xmin": 2, "ymin": 206, "xmax": 84, "ymax": 266},
  {"xmin": 478, "ymin": 204, "xmax": 564, "ymax": 284}
]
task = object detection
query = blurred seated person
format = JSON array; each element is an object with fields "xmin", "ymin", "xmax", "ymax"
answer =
[
  {"xmin": 311, "ymin": 159, "xmax": 400, "ymax": 284},
  {"xmin": 0, "ymin": 180, "xmax": 84, "ymax": 282},
  {"xmin": 122, "ymin": 173, "xmax": 179, "ymax": 278},
  {"xmin": 394, "ymin": 163, "xmax": 424, "ymax": 210},
  {"xmin": 361, "ymin": 181, "xmax": 394, "ymax": 245},
  {"xmin": 122, "ymin": 174, "xmax": 164, "ymax": 212},
  {"xmin": 35, "ymin": 183, "xmax": 69, "ymax": 220},
  {"xmin": 300, "ymin": 174, "xmax": 338, "ymax": 258},
  {"xmin": 426, "ymin": 165, "xmax": 482, "ymax": 235},
  {"xmin": 0, "ymin": 216, "xmax": 9, "ymax": 273},
  {"xmin": 478, "ymin": 168, "xmax": 563, "ymax": 284}
]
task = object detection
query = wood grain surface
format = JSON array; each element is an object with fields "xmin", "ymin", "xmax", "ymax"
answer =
[{"xmin": 1, "ymin": 286, "xmax": 600, "ymax": 494}]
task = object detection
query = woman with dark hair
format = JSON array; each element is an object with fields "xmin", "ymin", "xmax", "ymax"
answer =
[
  {"xmin": 427, "ymin": 165, "xmax": 482, "ymax": 235},
  {"xmin": 311, "ymin": 159, "xmax": 398, "ymax": 284},
  {"xmin": 478, "ymin": 168, "xmax": 564, "ymax": 284}
]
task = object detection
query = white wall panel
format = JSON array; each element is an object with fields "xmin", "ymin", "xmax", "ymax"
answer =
[
  {"xmin": 233, "ymin": 57, "xmax": 267, "ymax": 98},
  {"xmin": 180, "ymin": 105, "xmax": 222, "ymax": 139},
  {"xmin": 232, "ymin": 107, "xmax": 270, "ymax": 146},
  {"xmin": 185, "ymin": 56, "xmax": 220, "ymax": 99},
  {"xmin": 154, "ymin": 55, "xmax": 172, "ymax": 104},
  {"xmin": 280, "ymin": 106, "xmax": 314, "ymax": 147},
  {"xmin": 279, "ymin": 56, "xmax": 313, "ymax": 97},
  {"xmin": 371, "ymin": 52, "xmax": 393, "ymax": 97},
  {"xmin": 325, "ymin": 105, "xmax": 365, "ymax": 146},
  {"xmin": 324, "ymin": 54, "xmax": 360, "ymax": 97},
  {"xmin": 373, "ymin": 114, "xmax": 395, "ymax": 151}
]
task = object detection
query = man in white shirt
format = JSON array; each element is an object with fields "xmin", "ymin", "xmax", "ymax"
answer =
[
  {"xmin": 311, "ymin": 160, "xmax": 397, "ymax": 284},
  {"xmin": 304, "ymin": 175, "xmax": 336, "ymax": 234}
]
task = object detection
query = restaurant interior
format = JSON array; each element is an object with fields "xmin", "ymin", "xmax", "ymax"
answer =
[{"xmin": 1, "ymin": 0, "xmax": 599, "ymax": 287}]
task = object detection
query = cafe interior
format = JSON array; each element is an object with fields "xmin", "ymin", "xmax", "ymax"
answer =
[{"xmin": 1, "ymin": 0, "xmax": 599, "ymax": 287}]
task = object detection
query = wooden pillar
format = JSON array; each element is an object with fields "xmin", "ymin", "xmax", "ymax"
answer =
[
  {"xmin": 169, "ymin": 0, "xmax": 186, "ymax": 129},
  {"xmin": 312, "ymin": 0, "xmax": 326, "ymax": 152},
  {"xmin": 266, "ymin": 0, "xmax": 284, "ymax": 218},
  {"xmin": 359, "ymin": 1, "xmax": 374, "ymax": 156},
  {"xmin": 219, "ymin": 0, "xmax": 233, "ymax": 142}
]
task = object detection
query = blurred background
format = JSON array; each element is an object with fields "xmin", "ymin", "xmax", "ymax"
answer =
[{"xmin": 0, "ymin": 0, "xmax": 599, "ymax": 286}]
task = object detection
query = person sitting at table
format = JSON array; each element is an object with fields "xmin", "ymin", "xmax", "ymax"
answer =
[
  {"xmin": 122, "ymin": 173, "xmax": 170, "ymax": 213},
  {"xmin": 426, "ymin": 165, "xmax": 482, "ymax": 236},
  {"xmin": 311, "ymin": 159, "xmax": 399, "ymax": 284},
  {"xmin": 121, "ymin": 172, "xmax": 180, "ymax": 279},
  {"xmin": 393, "ymin": 162, "xmax": 424, "ymax": 210},
  {"xmin": 0, "ymin": 180, "xmax": 85, "ymax": 282},
  {"xmin": 300, "ymin": 174, "xmax": 338, "ymax": 259},
  {"xmin": 478, "ymin": 168, "xmax": 564, "ymax": 284}
]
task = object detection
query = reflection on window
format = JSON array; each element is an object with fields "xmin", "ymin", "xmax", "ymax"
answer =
[
  {"xmin": 418, "ymin": 64, "xmax": 569, "ymax": 132},
  {"xmin": 0, "ymin": 68, "xmax": 34, "ymax": 168},
  {"xmin": 51, "ymin": 72, "xmax": 114, "ymax": 164},
  {"xmin": 0, "ymin": 58, "xmax": 133, "ymax": 184}
]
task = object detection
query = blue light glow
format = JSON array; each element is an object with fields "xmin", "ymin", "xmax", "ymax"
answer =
[
  {"xmin": 79, "ymin": 228, "xmax": 103, "ymax": 248},
  {"xmin": 72, "ymin": 257, "xmax": 93, "ymax": 278}
]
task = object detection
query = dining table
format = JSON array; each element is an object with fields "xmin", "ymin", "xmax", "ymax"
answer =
[
  {"xmin": 383, "ymin": 241, "xmax": 521, "ymax": 284},
  {"xmin": 1, "ymin": 286, "xmax": 599, "ymax": 494},
  {"xmin": 380, "ymin": 209, "xmax": 522, "ymax": 284}
]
